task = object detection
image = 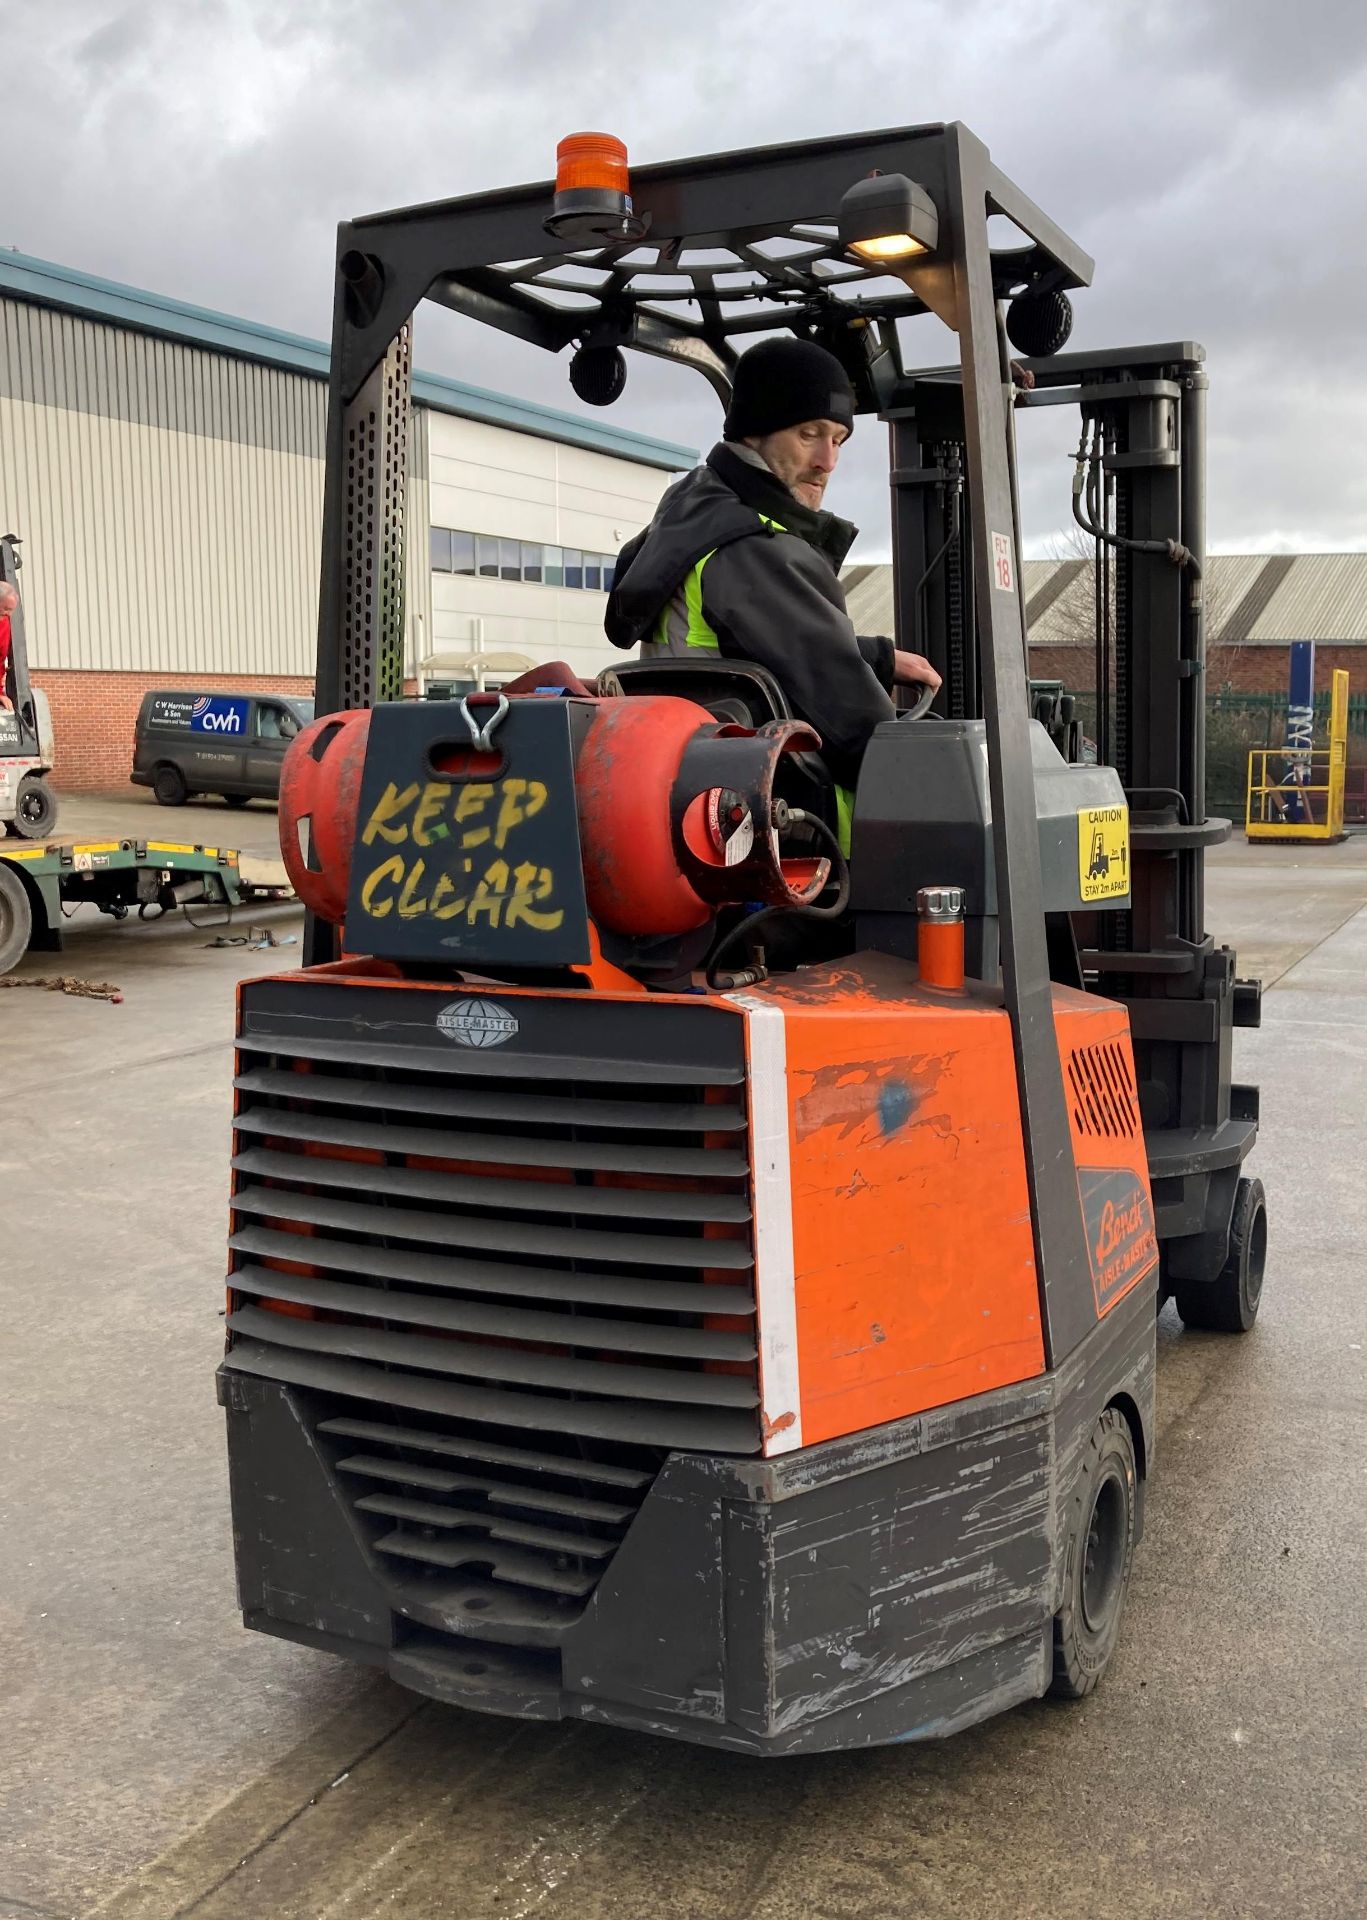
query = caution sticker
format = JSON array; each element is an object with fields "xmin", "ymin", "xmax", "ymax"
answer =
[{"xmin": 1078, "ymin": 805, "xmax": 1130, "ymax": 902}]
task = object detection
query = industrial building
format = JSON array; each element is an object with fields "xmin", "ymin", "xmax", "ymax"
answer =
[{"xmin": 0, "ymin": 250, "xmax": 695, "ymax": 790}]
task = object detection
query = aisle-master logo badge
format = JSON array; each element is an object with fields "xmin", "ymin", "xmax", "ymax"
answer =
[{"xmin": 437, "ymin": 998, "xmax": 519, "ymax": 1048}]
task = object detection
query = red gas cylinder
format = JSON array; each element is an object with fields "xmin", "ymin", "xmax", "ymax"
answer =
[
  {"xmin": 575, "ymin": 696, "xmax": 720, "ymax": 935},
  {"xmin": 277, "ymin": 707, "xmax": 372, "ymax": 922}
]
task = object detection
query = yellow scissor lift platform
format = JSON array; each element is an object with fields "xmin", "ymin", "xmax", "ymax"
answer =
[
  {"xmin": 1246, "ymin": 669, "xmax": 1350, "ymax": 843},
  {"xmin": 0, "ymin": 835, "xmax": 245, "ymax": 975}
]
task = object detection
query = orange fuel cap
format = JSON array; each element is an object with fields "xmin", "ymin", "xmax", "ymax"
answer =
[{"xmin": 917, "ymin": 884, "xmax": 966, "ymax": 991}]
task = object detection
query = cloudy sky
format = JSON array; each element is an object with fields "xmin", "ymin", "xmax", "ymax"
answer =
[{"xmin": 7, "ymin": 0, "xmax": 1366, "ymax": 559}]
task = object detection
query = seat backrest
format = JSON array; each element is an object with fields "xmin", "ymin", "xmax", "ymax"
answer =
[{"xmin": 600, "ymin": 657, "xmax": 793, "ymax": 728}]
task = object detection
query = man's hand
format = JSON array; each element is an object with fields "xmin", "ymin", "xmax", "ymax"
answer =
[{"xmin": 892, "ymin": 649, "xmax": 942, "ymax": 692}]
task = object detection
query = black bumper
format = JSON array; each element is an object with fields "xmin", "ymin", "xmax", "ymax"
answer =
[{"xmin": 220, "ymin": 1277, "xmax": 1153, "ymax": 1756}]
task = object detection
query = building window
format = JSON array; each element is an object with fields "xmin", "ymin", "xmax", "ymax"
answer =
[{"xmin": 431, "ymin": 528, "xmax": 618, "ymax": 592}]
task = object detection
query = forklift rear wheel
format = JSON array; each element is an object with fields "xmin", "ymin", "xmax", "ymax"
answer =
[
  {"xmin": 10, "ymin": 775, "xmax": 58, "ymax": 840},
  {"xmin": 0, "ymin": 863, "xmax": 33, "ymax": 973},
  {"xmin": 1175, "ymin": 1177, "xmax": 1267, "ymax": 1334},
  {"xmin": 153, "ymin": 764, "xmax": 188, "ymax": 806},
  {"xmin": 1049, "ymin": 1407, "xmax": 1136, "ymax": 1700}
]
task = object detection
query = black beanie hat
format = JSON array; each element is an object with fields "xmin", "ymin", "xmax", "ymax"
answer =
[{"xmin": 723, "ymin": 338, "xmax": 856, "ymax": 441}]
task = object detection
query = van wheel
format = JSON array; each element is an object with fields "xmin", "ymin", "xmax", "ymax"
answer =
[
  {"xmin": 11, "ymin": 775, "xmax": 58, "ymax": 839},
  {"xmin": 153, "ymin": 764, "xmax": 188, "ymax": 806},
  {"xmin": 224, "ymin": 794, "xmax": 251, "ymax": 808},
  {"xmin": 1049, "ymin": 1407, "xmax": 1137, "ymax": 1700},
  {"xmin": 0, "ymin": 862, "xmax": 33, "ymax": 972}
]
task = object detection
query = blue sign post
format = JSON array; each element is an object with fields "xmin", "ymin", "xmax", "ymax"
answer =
[{"xmin": 1282, "ymin": 640, "xmax": 1316, "ymax": 823}]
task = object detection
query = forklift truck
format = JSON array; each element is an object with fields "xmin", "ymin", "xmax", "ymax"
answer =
[
  {"xmin": 217, "ymin": 124, "xmax": 1264, "ymax": 1752},
  {"xmin": 0, "ymin": 535, "xmax": 59, "ymax": 839}
]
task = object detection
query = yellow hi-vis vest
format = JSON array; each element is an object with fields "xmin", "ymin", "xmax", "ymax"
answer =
[{"xmin": 656, "ymin": 517, "xmax": 855, "ymax": 857}]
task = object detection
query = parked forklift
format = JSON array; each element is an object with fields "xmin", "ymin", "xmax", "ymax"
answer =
[
  {"xmin": 0, "ymin": 535, "xmax": 59, "ymax": 839},
  {"xmin": 218, "ymin": 124, "xmax": 1265, "ymax": 1753}
]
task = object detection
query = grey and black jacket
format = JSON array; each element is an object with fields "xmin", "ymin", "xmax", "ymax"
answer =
[{"xmin": 605, "ymin": 442, "xmax": 895, "ymax": 788}]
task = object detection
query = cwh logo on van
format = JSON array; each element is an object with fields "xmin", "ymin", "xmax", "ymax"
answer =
[{"xmin": 192, "ymin": 696, "xmax": 245, "ymax": 734}]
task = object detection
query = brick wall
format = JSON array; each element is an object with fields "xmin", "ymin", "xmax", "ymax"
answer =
[{"xmin": 32, "ymin": 670, "xmax": 316, "ymax": 791}]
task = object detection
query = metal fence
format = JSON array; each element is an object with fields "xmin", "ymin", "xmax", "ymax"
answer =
[{"xmin": 1206, "ymin": 692, "xmax": 1367, "ymax": 823}]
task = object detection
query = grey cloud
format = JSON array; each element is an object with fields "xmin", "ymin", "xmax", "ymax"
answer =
[{"xmin": 4, "ymin": 0, "xmax": 1365, "ymax": 554}]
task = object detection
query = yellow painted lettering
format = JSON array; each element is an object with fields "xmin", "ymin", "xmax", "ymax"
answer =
[
  {"xmin": 396, "ymin": 857, "xmax": 429, "ymax": 918},
  {"xmin": 429, "ymin": 872, "xmax": 466, "ymax": 920},
  {"xmin": 467, "ymin": 859, "xmax": 510, "ymax": 927},
  {"xmin": 505, "ymin": 861, "xmax": 565, "ymax": 932},
  {"xmin": 359, "ymin": 854, "xmax": 404, "ymax": 917},
  {"xmin": 491, "ymin": 778, "xmax": 549, "ymax": 850},
  {"xmin": 360, "ymin": 781, "xmax": 419, "ymax": 846},
  {"xmin": 492, "ymin": 778, "xmax": 527, "ymax": 849},
  {"xmin": 456, "ymin": 783, "xmax": 495, "ymax": 848},
  {"xmin": 412, "ymin": 780, "xmax": 451, "ymax": 847}
]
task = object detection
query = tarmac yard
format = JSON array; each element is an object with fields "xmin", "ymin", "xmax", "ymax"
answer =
[{"xmin": 2, "ymin": 796, "xmax": 1364, "ymax": 1920}]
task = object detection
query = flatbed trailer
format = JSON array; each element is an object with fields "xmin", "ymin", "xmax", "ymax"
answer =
[{"xmin": 0, "ymin": 836, "xmax": 244, "ymax": 975}]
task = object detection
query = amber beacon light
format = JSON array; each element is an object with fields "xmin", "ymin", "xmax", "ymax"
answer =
[{"xmin": 546, "ymin": 132, "xmax": 648, "ymax": 242}]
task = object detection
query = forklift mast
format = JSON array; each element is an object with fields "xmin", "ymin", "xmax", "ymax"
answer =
[{"xmin": 889, "ymin": 343, "xmax": 1259, "ymax": 1290}]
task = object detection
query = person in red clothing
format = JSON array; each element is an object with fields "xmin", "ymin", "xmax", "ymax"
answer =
[{"xmin": 0, "ymin": 581, "xmax": 17, "ymax": 711}]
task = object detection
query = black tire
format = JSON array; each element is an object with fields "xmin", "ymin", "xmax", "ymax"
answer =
[
  {"xmin": 0, "ymin": 862, "xmax": 34, "ymax": 973},
  {"xmin": 1049, "ymin": 1407, "xmax": 1137, "ymax": 1700},
  {"xmin": 10, "ymin": 774, "xmax": 58, "ymax": 840},
  {"xmin": 1176, "ymin": 1177, "xmax": 1267, "ymax": 1334},
  {"xmin": 153, "ymin": 763, "xmax": 188, "ymax": 807},
  {"xmin": 224, "ymin": 794, "xmax": 251, "ymax": 808}
]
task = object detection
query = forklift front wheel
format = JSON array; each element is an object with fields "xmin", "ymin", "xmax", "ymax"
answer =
[
  {"xmin": 1049, "ymin": 1407, "xmax": 1137, "ymax": 1700},
  {"xmin": 10, "ymin": 774, "xmax": 58, "ymax": 840},
  {"xmin": 1176, "ymin": 1177, "xmax": 1267, "ymax": 1335},
  {"xmin": 0, "ymin": 863, "xmax": 34, "ymax": 974},
  {"xmin": 153, "ymin": 764, "xmax": 188, "ymax": 807}
]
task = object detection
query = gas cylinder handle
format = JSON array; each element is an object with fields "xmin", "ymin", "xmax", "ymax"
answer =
[{"xmin": 457, "ymin": 692, "xmax": 510, "ymax": 752}]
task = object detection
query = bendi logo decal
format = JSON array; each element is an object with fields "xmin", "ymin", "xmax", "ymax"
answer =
[{"xmin": 1078, "ymin": 1166, "xmax": 1158, "ymax": 1313}]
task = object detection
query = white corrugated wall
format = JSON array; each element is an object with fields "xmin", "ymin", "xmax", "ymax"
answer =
[{"xmin": 0, "ymin": 295, "xmax": 431, "ymax": 680}]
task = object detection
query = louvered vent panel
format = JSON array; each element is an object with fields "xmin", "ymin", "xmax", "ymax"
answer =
[
  {"xmin": 1066, "ymin": 1038, "xmax": 1141, "ymax": 1139},
  {"xmin": 223, "ymin": 982, "xmax": 758, "ymax": 1642}
]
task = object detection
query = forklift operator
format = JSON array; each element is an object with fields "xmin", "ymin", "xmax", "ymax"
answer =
[{"xmin": 605, "ymin": 337, "xmax": 940, "ymax": 846}]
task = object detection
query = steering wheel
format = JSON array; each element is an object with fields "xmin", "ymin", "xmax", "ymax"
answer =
[{"xmin": 896, "ymin": 678, "xmax": 940, "ymax": 721}]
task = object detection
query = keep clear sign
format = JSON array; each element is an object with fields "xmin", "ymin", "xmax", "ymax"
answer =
[
  {"xmin": 344, "ymin": 700, "xmax": 591, "ymax": 967},
  {"xmin": 1077, "ymin": 804, "xmax": 1130, "ymax": 904}
]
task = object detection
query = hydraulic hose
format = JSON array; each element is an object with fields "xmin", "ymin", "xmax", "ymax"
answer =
[{"xmin": 1072, "ymin": 420, "xmax": 1202, "ymax": 576}]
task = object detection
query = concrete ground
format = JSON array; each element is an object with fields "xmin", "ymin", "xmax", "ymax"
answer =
[{"xmin": 1, "ymin": 795, "xmax": 1364, "ymax": 1919}]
